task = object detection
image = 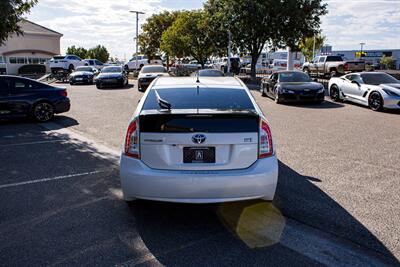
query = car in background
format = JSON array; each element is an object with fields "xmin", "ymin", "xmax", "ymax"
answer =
[
  {"xmin": 84, "ymin": 59, "xmax": 105, "ymax": 70},
  {"xmin": 137, "ymin": 65, "xmax": 169, "ymax": 91},
  {"xmin": 49, "ymin": 55, "xmax": 87, "ymax": 73},
  {"xmin": 190, "ymin": 69, "xmax": 225, "ymax": 77},
  {"xmin": 124, "ymin": 55, "xmax": 163, "ymax": 72},
  {"xmin": 120, "ymin": 76, "xmax": 278, "ymax": 203},
  {"xmin": 213, "ymin": 57, "xmax": 241, "ymax": 74},
  {"xmin": 69, "ymin": 66, "xmax": 98, "ymax": 85},
  {"xmin": 329, "ymin": 72, "xmax": 400, "ymax": 111},
  {"xmin": 302, "ymin": 55, "xmax": 365, "ymax": 78},
  {"xmin": 95, "ymin": 66, "xmax": 128, "ymax": 89},
  {"xmin": 270, "ymin": 59, "xmax": 302, "ymax": 70},
  {"xmin": 0, "ymin": 75, "xmax": 70, "ymax": 122},
  {"xmin": 261, "ymin": 71, "xmax": 325, "ymax": 104}
]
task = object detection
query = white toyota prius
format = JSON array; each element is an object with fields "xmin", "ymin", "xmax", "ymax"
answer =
[{"xmin": 120, "ymin": 76, "xmax": 278, "ymax": 203}]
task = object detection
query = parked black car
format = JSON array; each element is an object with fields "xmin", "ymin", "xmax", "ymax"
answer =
[
  {"xmin": 0, "ymin": 75, "xmax": 70, "ymax": 122},
  {"xmin": 260, "ymin": 71, "xmax": 325, "ymax": 104},
  {"xmin": 69, "ymin": 66, "xmax": 98, "ymax": 85},
  {"xmin": 95, "ymin": 66, "xmax": 128, "ymax": 89}
]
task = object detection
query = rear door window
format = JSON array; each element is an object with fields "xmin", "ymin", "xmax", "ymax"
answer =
[{"xmin": 142, "ymin": 88, "xmax": 255, "ymax": 110}]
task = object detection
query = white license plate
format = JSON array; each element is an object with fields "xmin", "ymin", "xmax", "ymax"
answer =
[{"xmin": 76, "ymin": 78, "xmax": 83, "ymax": 81}]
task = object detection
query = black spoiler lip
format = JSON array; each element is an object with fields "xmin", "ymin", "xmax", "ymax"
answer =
[{"xmin": 139, "ymin": 109, "xmax": 259, "ymax": 116}]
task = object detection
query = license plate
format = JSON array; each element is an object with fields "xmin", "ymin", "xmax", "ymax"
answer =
[
  {"xmin": 76, "ymin": 78, "xmax": 83, "ymax": 81},
  {"xmin": 183, "ymin": 147, "xmax": 215, "ymax": 163}
]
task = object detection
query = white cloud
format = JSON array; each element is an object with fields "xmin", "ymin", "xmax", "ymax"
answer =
[{"xmin": 321, "ymin": 0, "xmax": 400, "ymax": 50}]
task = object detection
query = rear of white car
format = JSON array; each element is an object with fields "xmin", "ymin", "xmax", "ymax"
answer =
[
  {"xmin": 49, "ymin": 55, "xmax": 85, "ymax": 73},
  {"xmin": 120, "ymin": 77, "xmax": 278, "ymax": 203}
]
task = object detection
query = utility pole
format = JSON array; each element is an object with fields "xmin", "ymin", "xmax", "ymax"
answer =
[
  {"xmin": 130, "ymin": 10, "xmax": 145, "ymax": 71},
  {"xmin": 312, "ymin": 35, "xmax": 316, "ymax": 60},
  {"xmin": 227, "ymin": 30, "xmax": 231, "ymax": 74}
]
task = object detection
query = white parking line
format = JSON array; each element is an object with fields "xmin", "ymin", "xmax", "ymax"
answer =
[
  {"xmin": 0, "ymin": 171, "xmax": 104, "ymax": 189},
  {"xmin": 0, "ymin": 139, "xmax": 64, "ymax": 148}
]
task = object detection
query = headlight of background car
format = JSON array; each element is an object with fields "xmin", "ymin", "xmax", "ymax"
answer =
[
  {"xmin": 382, "ymin": 89, "xmax": 400, "ymax": 97},
  {"xmin": 280, "ymin": 88, "xmax": 295, "ymax": 94}
]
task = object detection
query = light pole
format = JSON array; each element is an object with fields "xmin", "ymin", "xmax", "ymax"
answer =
[
  {"xmin": 360, "ymin": 42, "xmax": 365, "ymax": 59},
  {"xmin": 130, "ymin": 10, "xmax": 145, "ymax": 71}
]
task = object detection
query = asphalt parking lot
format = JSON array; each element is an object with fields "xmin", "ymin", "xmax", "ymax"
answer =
[{"xmin": 1, "ymin": 80, "xmax": 399, "ymax": 266}]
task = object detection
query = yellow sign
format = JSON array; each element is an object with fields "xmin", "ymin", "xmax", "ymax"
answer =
[{"xmin": 355, "ymin": 51, "xmax": 367, "ymax": 58}]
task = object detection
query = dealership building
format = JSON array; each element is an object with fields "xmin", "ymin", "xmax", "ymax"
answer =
[
  {"xmin": 331, "ymin": 49, "xmax": 400, "ymax": 70},
  {"xmin": 0, "ymin": 20, "xmax": 62, "ymax": 75}
]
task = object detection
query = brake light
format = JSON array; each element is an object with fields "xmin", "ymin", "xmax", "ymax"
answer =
[
  {"xmin": 259, "ymin": 119, "xmax": 274, "ymax": 158},
  {"xmin": 344, "ymin": 63, "xmax": 349, "ymax": 71},
  {"xmin": 125, "ymin": 119, "xmax": 140, "ymax": 158},
  {"xmin": 59, "ymin": 90, "xmax": 67, "ymax": 97}
]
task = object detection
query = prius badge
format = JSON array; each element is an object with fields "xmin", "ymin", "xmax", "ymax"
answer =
[{"xmin": 192, "ymin": 134, "xmax": 206, "ymax": 144}]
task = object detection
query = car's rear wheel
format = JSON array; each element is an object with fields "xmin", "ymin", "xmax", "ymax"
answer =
[
  {"xmin": 96, "ymin": 83, "xmax": 102, "ymax": 89},
  {"xmin": 330, "ymin": 85, "xmax": 341, "ymax": 102},
  {"xmin": 274, "ymin": 89, "xmax": 281, "ymax": 104},
  {"xmin": 369, "ymin": 92, "xmax": 383, "ymax": 111},
  {"xmin": 32, "ymin": 102, "xmax": 54, "ymax": 122}
]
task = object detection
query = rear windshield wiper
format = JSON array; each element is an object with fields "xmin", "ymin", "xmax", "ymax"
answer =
[{"xmin": 154, "ymin": 89, "xmax": 172, "ymax": 110}]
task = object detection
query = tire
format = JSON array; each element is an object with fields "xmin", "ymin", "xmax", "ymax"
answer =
[
  {"xmin": 261, "ymin": 84, "xmax": 266, "ymax": 97},
  {"xmin": 69, "ymin": 82, "xmax": 74, "ymax": 85},
  {"xmin": 139, "ymin": 64, "xmax": 144, "ymax": 70},
  {"xmin": 96, "ymin": 83, "xmax": 102, "ymax": 89},
  {"xmin": 68, "ymin": 64, "xmax": 74, "ymax": 73},
  {"xmin": 274, "ymin": 89, "xmax": 281, "ymax": 104},
  {"xmin": 330, "ymin": 85, "xmax": 341, "ymax": 102},
  {"xmin": 368, "ymin": 92, "xmax": 383, "ymax": 111},
  {"xmin": 124, "ymin": 65, "xmax": 130, "ymax": 73},
  {"xmin": 32, "ymin": 102, "xmax": 54, "ymax": 122}
]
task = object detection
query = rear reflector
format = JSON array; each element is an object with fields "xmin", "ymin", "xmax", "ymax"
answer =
[
  {"xmin": 259, "ymin": 119, "xmax": 273, "ymax": 158},
  {"xmin": 125, "ymin": 119, "xmax": 140, "ymax": 158},
  {"xmin": 59, "ymin": 90, "xmax": 67, "ymax": 97}
]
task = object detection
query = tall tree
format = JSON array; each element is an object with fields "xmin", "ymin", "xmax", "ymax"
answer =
[
  {"xmin": 138, "ymin": 11, "xmax": 180, "ymax": 58},
  {"xmin": 299, "ymin": 35, "xmax": 326, "ymax": 62},
  {"xmin": 87, "ymin": 45, "xmax": 109, "ymax": 63},
  {"xmin": 160, "ymin": 10, "xmax": 215, "ymax": 68},
  {"xmin": 205, "ymin": 0, "xmax": 327, "ymax": 78},
  {"xmin": 0, "ymin": 0, "xmax": 38, "ymax": 45},
  {"xmin": 66, "ymin": 45, "xmax": 88, "ymax": 59}
]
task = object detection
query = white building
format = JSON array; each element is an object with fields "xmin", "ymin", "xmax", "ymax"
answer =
[{"xmin": 0, "ymin": 20, "xmax": 62, "ymax": 75}]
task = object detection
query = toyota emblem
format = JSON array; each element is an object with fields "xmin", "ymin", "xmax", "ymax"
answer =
[{"xmin": 192, "ymin": 134, "xmax": 206, "ymax": 144}]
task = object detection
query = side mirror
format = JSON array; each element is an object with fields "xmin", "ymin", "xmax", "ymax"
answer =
[{"xmin": 351, "ymin": 80, "xmax": 360, "ymax": 86}]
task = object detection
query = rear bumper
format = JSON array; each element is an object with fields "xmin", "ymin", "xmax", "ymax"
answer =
[
  {"xmin": 70, "ymin": 76, "xmax": 93, "ymax": 84},
  {"xmin": 54, "ymin": 98, "xmax": 70, "ymax": 113},
  {"xmin": 120, "ymin": 154, "xmax": 279, "ymax": 203}
]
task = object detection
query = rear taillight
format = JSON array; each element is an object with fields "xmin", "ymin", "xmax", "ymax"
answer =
[
  {"xmin": 59, "ymin": 90, "xmax": 67, "ymax": 97},
  {"xmin": 344, "ymin": 63, "xmax": 349, "ymax": 71},
  {"xmin": 259, "ymin": 119, "xmax": 274, "ymax": 158},
  {"xmin": 125, "ymin": 119, "xmax": 140, "ymax": 158}
]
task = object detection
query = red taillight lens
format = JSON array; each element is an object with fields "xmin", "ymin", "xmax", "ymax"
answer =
[
  {"xmin": 125, "ymin": 119, "xmax": 140, "ymax": 158},
  {"xmin": 259, "ymin": 119, "xmax": 274, "ymax": 158},
  {"xmin": 344, "ymin": 63, "xmax": 349, "ymax": 71},
  {"xmin": 59, "ymin": 90, "xmax": 67, "ymax": 97}
]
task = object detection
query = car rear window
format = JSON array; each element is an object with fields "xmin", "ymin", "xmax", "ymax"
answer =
[
  {"xmin": 142, "ymin": 88, "xmax": 255, "ymax": 110},
  {"xmin": 53, "ymin": 56, "xmax": 65, "ymax": 60}
]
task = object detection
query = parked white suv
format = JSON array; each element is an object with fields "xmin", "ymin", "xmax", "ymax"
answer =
[
  {"xmin": 124, "ymin": 55, "xmax": 162, "ymax": 72},
  {"xmin": 49, "ymin": 55, "xmax": 86, "ymax": 73},
  {"xmin": 120, "ymin": 76, "xmax": 278, "ymax": 203}
]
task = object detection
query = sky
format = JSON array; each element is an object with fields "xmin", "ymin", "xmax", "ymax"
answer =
[{"xmin": 27, "ymin": 0, "xmax": 400, "ymax": 60}]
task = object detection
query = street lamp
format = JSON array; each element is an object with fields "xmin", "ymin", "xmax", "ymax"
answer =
[{"xmin": 130, "ymin": 10, "xmax": 145, "ymax": 71}]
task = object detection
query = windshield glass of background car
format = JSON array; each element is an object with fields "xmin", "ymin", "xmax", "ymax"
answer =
[
  {"xmin": 76, "ymin": 67, "xmax": 93, "ymax": 72},
  {"xmin": 102, "ymin": 67, "xmax": 122, "ymax": 73},
  {"xmin": 279, "ymin": 72, "xmax": 311, "ymax": 82},
  {"xmin": 326, "ymin": 56, "xmax": 343, "ymax": 62},
  {"xmin": 361, "ymin": 73, "xmax": 399, "ymax": 85},
  {"xmin": 141, "ymin": 66, "xmax": 166, "ymax": 73},
  {"xmin": 142, "ymin": 88, "xmax": 255, "ymax": 110}
]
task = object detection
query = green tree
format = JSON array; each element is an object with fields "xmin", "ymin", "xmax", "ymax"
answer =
[
  {"xmin": 205, "ymin": 0, "xmax": 327, "ymax": 78},
  {"xmin": 299, "ymin": 35, "xmax": 326, "ymax": 62},
  {"xmin": 380, "ymin": 55, "xmax": 395, "ymax": 70},
  {"xmin": 0, "ymin": 0, "xmax": 38, "ymax": 45},
  {"xmin": 138, "ymin": 11, "xmax": 180, "ymax": 58},
  {"xmin": 160, "ymin": 10, "xmax": 215, "ymax": 68},
  {"xmin": 66, "ymin": 45, "xmax": 88, "ymax": 59},
  {"xmin": 87, "ymin": 45, "xmax": 109, "ymax": 63}
]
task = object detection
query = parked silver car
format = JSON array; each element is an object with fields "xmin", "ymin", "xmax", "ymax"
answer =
[
  {"xmin": 329, "ymin": 72, "xmax": 400, "ymax": 111},
  {"xmin": 120, "ymin": 76, "xmax": 278, "ymax": 203}
]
